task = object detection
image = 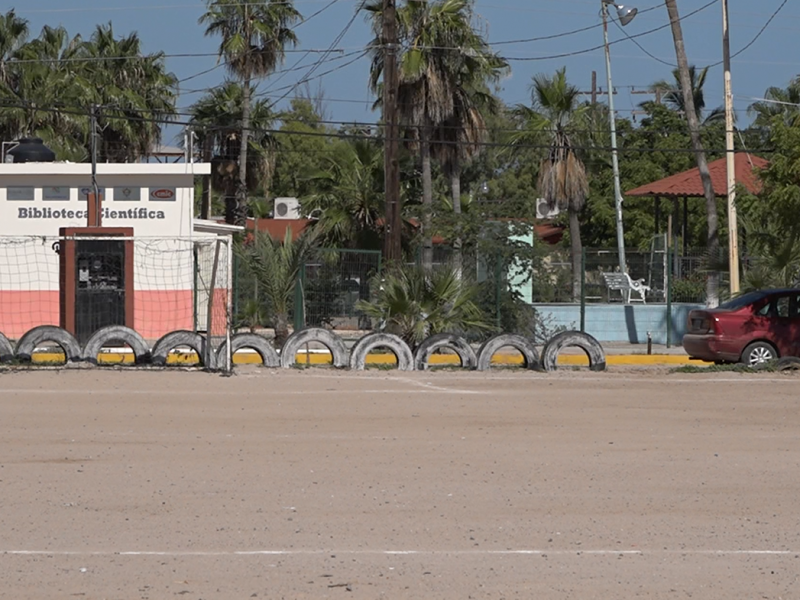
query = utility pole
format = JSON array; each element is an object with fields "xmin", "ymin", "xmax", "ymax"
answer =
[
  {"xmin": 602, "ymin": 2, "xmax": 628, "ymax": 276},
  {"xmin": 382, "ymin": 0, "xmax": 402, "ymax": 263},
  {"xmin": 200, "ymin": 130, "xmax": 212, "ymax": 220},
  {"xmin": 722, "ymin": 0, "xmax": 740, "ymax": 295},
  {"xmin": 664, "ymin": 0, "xmax": 720, "ymax": 308},
  {"xmin": 89, "ymin": 105, "xmax": 102, "ymax": 228}
]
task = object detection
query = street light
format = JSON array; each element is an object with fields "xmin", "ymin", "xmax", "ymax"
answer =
[{"xmin": 602, "ymin": 0, "xmax": 637, "ymax": 276}]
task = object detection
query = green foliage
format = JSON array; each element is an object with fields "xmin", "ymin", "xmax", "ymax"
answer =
[
  {"xmin": 301, "ymin": 138, "xmax": 385, "ymax": 250},
  {"xmin": 671, "ymin": 274, "xmax": 706, "ymax": 303},
  {"xmin": 356, "ymin": 263, "xmax": 492, "ymax": 348},
  {"xmin": 189, "ymin": 81, "xmax": 277, "ymax": 221},
  {"xmin": 0, "ymin": 14, "xmax": 176, "ymax": 162},
  {"xmin": 235, "ymin": 227, "xmax": 318, "ymax": 346},
  {"xmin": 736, "ymin": 117, "xmax": 800, "ymax": 290},
  {"xmin": 271, "ymin": 98, "xmax": 340, "ymax": 198}
]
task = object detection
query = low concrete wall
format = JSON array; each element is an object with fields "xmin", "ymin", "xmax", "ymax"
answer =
[{"xmin": 532, "ymin": 303, "xmax": 704, "ymax": 345}]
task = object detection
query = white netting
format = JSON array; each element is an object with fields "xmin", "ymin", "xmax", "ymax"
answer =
[{"xmin": 0, "ymin": 235, "xmax": 231, "ymax": 367}]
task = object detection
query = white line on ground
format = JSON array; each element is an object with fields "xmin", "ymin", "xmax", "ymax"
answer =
[
  {"xmin": 3, "ymin": 549, "xmax": 798, "ymax": 557},
  {"xmin": 0, "ymin": 388, "xmax": 480, "ymax": 396},
  {"xmin": 386, "ymin": 376, "xmax": 482, "ymax": 395}
]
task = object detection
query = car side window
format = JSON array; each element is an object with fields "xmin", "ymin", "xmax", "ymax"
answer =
[
  {"xmin": 776, "ymin": 296, "xmax": 791, "ymax": 318},
  {"xmin": 756, "ymin": 301, "xmax": 772, "ymax": 316}
]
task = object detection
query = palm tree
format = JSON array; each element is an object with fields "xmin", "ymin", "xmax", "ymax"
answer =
[
  {"xmin": 0, "ymin": 25, "xmax": 89, "ymax": 159},
  {"xmin": 649, "ymin": 65, "xmax": 724, "ymax": 124},
  {"xmin": 664, "ymin": 0, "xmax": 721, "ymax": 307},
  {"xmin": 200, "ymin": 0, "xmax": 301, "ymax": 226},
  {"xmin": 302, "ymin": 138, "xmax": 386, "ymax": 250},
  {"xmin": 189, "ymin": 81, "xmax": 277, "ymax": 223},
  {"xmin": 748, "ymin": 77, "xmax": 800, "ymax": 127},
  {"xmin": 431, "ymin": 38, "xmax": 508, "ymax": 276},
  {"xmin": 79, "ymin": 24, "xmax": 177, "ymax": 162},
  {"xmin": 356, "ymin": 262, "xmax": 492, "ymax": 349},
  {"xmin": 236, "ymin": 227, "xmax": 318, "ymax": 347},
  {"xmin": 367, "ymin": 0, "xmax": 485, "ymax": 271},
  {"xmin": 0, "ymin": 9, "xmax": 28, "ymax": 85},
  {"xmin": 511, "ymin": 68, "xmax": 589, "ymax": 302}
]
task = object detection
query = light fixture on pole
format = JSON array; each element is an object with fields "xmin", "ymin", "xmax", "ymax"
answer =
[{"xmin": 601, "ymin": 0, "xmax": 637, "ymax": 276}]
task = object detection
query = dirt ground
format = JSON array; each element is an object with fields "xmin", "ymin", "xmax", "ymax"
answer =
[{"xmin": 1, "ymin": 366, "xmax": 799, "ymax": 599}]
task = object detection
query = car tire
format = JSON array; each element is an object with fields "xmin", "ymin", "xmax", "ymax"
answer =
[
  {"xmin": 0, "ymin": 332, "xmax": 13, "ymax": 363},
  {"xmin": 15, "ymin": 326, "xmax": 82, "ymax": 363},
  {"xmin": 349, "ymin": 333, "xmax": 414, "ymax": 371},
  {"xmin": 476, "ymin": 334, "xmax": 540, "ymax": 371},
  {"xmin": 740, "ymin": 341, "xmax": 778, "ymax": 367},
  {"xmin": 280, "ymin": 328, "xmax": 349, "ymax": 369},
  {"xmin": 217, "ymin": 333, "xmax": 280, "ymax": 369},
  {"xmin": 151, "ymin": 330, "xmax": 216, "ymax": 370},
  {"xmin": 413, "ymin": 333, "xmax": 477, "ymax": 371},
  {"xmin": 81, "ymin": 325, "xmax": 151, "ymax": 365},
  {"xmin": 541, "ymin": 331, "xmax": 607, "ymax": 373}
]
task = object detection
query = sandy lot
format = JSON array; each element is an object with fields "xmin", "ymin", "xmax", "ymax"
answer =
[{"xmin": 1, "ymin": 367, "xmax": 799, "ymax": 599}]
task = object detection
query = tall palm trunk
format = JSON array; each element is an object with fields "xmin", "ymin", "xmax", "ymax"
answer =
[
  {"xmin": 450, "ymin": 153, "xmax": 462, "ymax": 278},
  {"xmin": 569, "ymin": 207, "xmax": 582, "ymax": 302},
  {"xmin": 420, "ymin": 123, "xmax": 434, "ymax": 271},
  {"xmin": 235, "ymin": 74, "xmax": 251, "ymax": 227},
  {"xmin": 664, "ymin": 0, "xmax": 719, "ymax": 307}
]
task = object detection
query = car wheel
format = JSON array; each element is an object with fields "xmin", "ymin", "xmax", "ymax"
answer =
[{"xmin": 741, "ymin": 341, "xmax": 778, "ymax": 367}]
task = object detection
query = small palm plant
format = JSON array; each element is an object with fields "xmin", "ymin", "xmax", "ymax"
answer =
[
  {"xmin": 236, "ymin": 227, "xmax": 318, "ymax": 347},
  {"xmin": 356, "ymin": 263, "xmax": 492, "ymax": 349}
]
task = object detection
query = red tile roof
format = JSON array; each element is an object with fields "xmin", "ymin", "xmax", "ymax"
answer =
[
  {"xmin": 625, "ymin": 154, "xmax": 769, "ymax": 198},
  {"xmin": 246, "ymin": 217, "xmax": 310, "ymax": 241}
]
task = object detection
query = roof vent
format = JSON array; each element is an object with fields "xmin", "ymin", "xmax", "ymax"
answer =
[{"xmin": 8, "ymin": 137, "xmax": 56, "ymax": 163}]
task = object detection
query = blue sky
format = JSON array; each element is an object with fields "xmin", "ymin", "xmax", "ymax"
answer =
[{"xmin": 15, "ymin": 0, "xmax": 800, "ymax": 144}]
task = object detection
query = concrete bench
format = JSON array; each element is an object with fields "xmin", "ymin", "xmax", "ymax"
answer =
[{"xmin": 602, "ymin": 272, "xmax": 650, "ymax": 304}]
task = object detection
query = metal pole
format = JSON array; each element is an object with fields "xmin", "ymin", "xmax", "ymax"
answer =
[
  {"xmin": 722, "ymin": 0, "xmax": 740, "ymax": 295},
  {"xmin": 226, "ymin": 236, "xmax": 233, "ymax": 373},
  {"xmin": 382, "ymin": 0, "xmax": 402, "ymax": 263},
  {"xmin": 580, "ymin": 247, "xmax": 586, "ymax": 333},
  {"xmin": 666, "ymin": 244, "xmax": 673, "ymax": 349},
  {"xmin": 603, "ymin": 3, "xmax": 627, "ymax": 276},
  {"xmin": 207, "ymin": 239, "xmax": 222, "ymax": 369},
  {"xmin": 90, "ymin": 106, "xmax": 101, "ymax": 227}
]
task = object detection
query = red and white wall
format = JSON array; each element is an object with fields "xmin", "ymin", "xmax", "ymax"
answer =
[{"xmin": 0, "ymin": 162, "xmax": 233, "ymax": 341}]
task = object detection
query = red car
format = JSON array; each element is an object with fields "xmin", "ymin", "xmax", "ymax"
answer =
[{"xmin": 683, "ymin": 289, "xmax": 800, "ymax": 365}]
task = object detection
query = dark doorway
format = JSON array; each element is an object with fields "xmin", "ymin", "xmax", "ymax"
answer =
[{"xmin": 74, "ymin": 240, "xmax": 127, "ymax": 345}]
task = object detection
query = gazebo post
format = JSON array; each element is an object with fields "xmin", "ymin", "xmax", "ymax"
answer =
[
  {"xmin": 683, "ymin": 196, "xmax": 689, "ymax": 254},
  {"xmin": 672, "ymin": 198, "xmax": 679, "ymax": 252},
  {"xmin": 654, "ymin": 196, "xmax": 661, "ymax": 235}
]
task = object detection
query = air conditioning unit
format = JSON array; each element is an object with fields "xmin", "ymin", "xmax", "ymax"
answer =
[
  {"xmin": 274, "ymin": 197, "xmax": 301, "ymax": 220},
  {"xmin": 536, "ymin": 198, "xmax": 560, "ymax": 220}
]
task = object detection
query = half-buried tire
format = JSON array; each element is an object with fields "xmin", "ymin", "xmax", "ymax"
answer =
[
  {"xmin": 15, "ymin": 325, "xmax": 82, "ymax": 363},
  {"xmin": 217, "ymin": 333, "xmax": 280, "ymax": 368},
  {"xmin": 280, "ymin": 328, "xmax": 349, "ymax": 369},
  {"xmin": 81, "ymin": 325, "xmax": 151, "ymax": 365},
  {"xmin": 776, "ymin": 356, "xmax": 800, "ymax": 372},
  {"xmin": 414, "ymin": 333, "xmax": 477, "ymax": 371},
  {"xmin": 349, "ymin": 332, "xmax": 413, "ymax": 371},
  {"xmin": 476, "ymin": 333, "xmax": 540, "ymax": 371},
  {"xmin": 0, "ymin": 332, "xmax": 13, "ymax": 363},
  {"xmin": 541, "ymin": 330, "xmax": 606, "ymax": 372},
  {"xmin": 151, "ymin": 330, "xmax": 216, "ymax": 370}
]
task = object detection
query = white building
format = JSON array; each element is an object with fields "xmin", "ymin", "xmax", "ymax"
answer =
[{"xmin": 0, "ymin": 161, "xmax": 235, "ymax": 342}]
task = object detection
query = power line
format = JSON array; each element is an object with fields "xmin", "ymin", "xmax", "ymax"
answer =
[
  {"xmin": 0, "ymin": 98, "xmax": 776, "ymax": 154},
  {"xmin": 262, "ymin": 0, "xmax": 368, "ymax": 107}
]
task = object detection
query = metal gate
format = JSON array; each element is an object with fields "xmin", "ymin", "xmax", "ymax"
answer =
[{"xmin": 74, "ymin": 239, "xmax": 127, "ymax": 344}]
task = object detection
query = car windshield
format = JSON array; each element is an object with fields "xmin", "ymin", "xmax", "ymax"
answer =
[{"xmin": 718, "ymin": 291, "xmax": 769, "ymax": 311}]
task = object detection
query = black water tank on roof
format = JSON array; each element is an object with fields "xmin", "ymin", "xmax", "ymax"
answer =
[{"xmin": 8, "ymin": 137, "xmax": 56, "ymax": 163}]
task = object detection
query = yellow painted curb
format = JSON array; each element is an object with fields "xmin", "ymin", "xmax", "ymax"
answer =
[{"xmin": 29, "ymin": 351, "xmax": 700, "ymax": 367}]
